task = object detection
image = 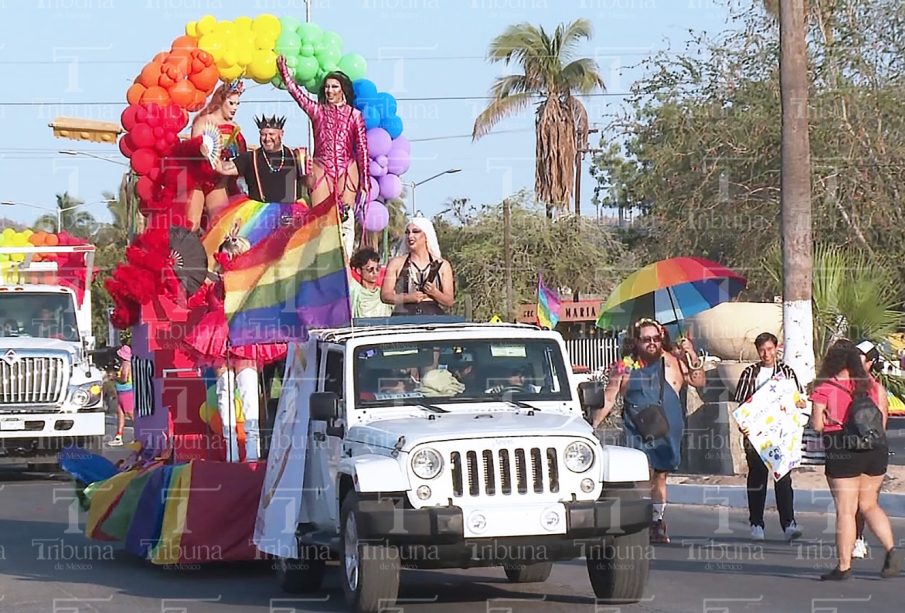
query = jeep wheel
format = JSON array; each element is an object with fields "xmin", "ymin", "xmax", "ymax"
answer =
[
  {"xmin": 504, "ymin": 562, "xmax": 553, "ymax": 583},
  {"xmin": 586, "ymin": 529, "xmax": 650, "ymax": 604},
  {"xmin": 276, "ymin": 550, "xmax": 326, "ymax": 593},
  {"xmin": 341, "ymin": 492, "xmax": 400, "ymax": 613}
]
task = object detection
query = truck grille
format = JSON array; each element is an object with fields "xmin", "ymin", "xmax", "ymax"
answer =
[
  {"xmin": 0, "ymin": 357, "xmax": 68, "ymax": 405},
  {"xmin": 450, "ymin": 447, "xmax": 559, "ymax": 497}
]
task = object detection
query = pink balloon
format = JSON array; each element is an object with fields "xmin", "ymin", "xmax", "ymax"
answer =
[
  {"xmin": 369, "ymin": 160, "xmax": 386, "ymax": 178},
  {"xmin": 362, "ymin": 201, "xmax": 389, "ymax": 232},
  {"xmin": 378, "ymin": 173, "xmax": 402, "ymax": 200},
  {"xmin": 387, "ymin": 148, "xmax": 410, "ymax": 175},
  {"xmin": 366, "ymin": 128, "xmax": 393, "ymax": 157}
]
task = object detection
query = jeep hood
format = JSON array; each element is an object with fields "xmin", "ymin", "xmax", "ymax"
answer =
[
  {"xmin": 0, "ymin": 337, "xmax": 77, "ymax": 359},
  {"xmin": 348, "ymin": 407, "xmax": 592, "ymax": 450}
]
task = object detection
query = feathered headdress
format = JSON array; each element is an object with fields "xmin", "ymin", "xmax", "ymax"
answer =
[
  {"xmin": 226, "ymin": 79, "xmax": 245, "ymax": 95},
  {"xmin": 255, "ymin": 114, "xmax": 287, "ymax": 130}
]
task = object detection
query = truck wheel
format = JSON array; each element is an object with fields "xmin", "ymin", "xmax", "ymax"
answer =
[
  {"xmin": 504, "ymin": 562, "xmax": 553, "ymax": 583},
  {"xmin": 340, "ymin": 492, "xmax": 400, "ymax": 613},
  {"xmin": 276, "ymin": 550, "xmax": 326, "ymax": 593},
  {"xmin": 586, "ymin": 528, "xmax": 650, "ymax": 604}
]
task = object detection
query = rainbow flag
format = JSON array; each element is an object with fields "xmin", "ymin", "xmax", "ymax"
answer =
[
  {"xmin": 536, "ymin": 274, "xmax": 561, "ymax": 330},
  {"xmin": 203, "ymin": 196, "xmax": 301, "ymax": 256},
  {"xmin": 222, "ymin": 199, "xmax": 351, "ymax": 346}
]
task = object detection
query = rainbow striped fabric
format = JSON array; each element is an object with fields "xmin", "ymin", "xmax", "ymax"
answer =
[
  {"xmin": 536, "ymin": 274, "xmax": 561, "ymax": 330},
  {"xmin": 203, "ymin": 196, "xmax": 298, "ymax": 256},
  {"xmin": 221, "ymin": 199, "xmax": 351, "ymax": 346}
]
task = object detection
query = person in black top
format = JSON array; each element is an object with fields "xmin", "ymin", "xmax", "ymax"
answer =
[
  {"xmin": 216, "ymin": 115, "xmax": 310, "ymax": 204},
  {"xmin": 380, "ymin": 217, "xmax": 455, "ymax": 315}
]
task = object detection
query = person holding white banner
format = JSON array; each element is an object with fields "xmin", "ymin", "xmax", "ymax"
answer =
[{"xmin": 734, "ymin": 332, "xmax": 805, "ymax": 543}]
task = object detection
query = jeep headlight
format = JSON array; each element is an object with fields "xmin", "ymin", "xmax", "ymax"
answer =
[
  {"xmin": 564, "ymin": 441, "xmax": 595, "ymax": 473},
  {"xmin": 72, "ymin": 384, "xmax": 102, "ymax": 407},
  {"xmin": 411, "ymin": 447, "xmax": 443, "ymax": 480}
]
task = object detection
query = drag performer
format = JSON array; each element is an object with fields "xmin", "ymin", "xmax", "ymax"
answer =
[
  {"xmin": 216, "ymin": 114, "xmax": 309, "ymax": 204},
  {"xmin": 276, "ymin": 56, "xmax": 369, "ymax": 256},
  {"xmin": 187, "ymin": 80, "xmax": 248, "ymax": 231}
]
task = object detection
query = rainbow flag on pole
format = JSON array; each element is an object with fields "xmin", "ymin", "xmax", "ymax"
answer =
[
  {"xmin": 536, "ymin": 274, "xmax": 561, "ymax": 330},
  {"xmin": 221, "ymin": 199, "xmax": 351, "ymax": 346}
]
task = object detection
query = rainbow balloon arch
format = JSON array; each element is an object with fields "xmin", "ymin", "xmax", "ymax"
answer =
[{"xmin": 120, "ymin": 13, "xmax": 409, "ymax": 233}]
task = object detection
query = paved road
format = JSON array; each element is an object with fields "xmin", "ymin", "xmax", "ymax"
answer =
[{"xmin": 1, "ymin": 467, "xmax": 904, "ymax": 613}]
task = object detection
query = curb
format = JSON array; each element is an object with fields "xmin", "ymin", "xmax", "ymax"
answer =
[{"xmin": 668, "ymin": 483, "xmax": 905, "ymax": 518}]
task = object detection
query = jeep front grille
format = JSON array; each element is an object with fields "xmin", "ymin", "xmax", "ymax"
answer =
[
  {"xmin": 0, "ymin": 357, "xmax": 68, "ymax": 405},
  {"xmin": 450, "ymin": 447, "xmax": 560, "ymax": 497}
]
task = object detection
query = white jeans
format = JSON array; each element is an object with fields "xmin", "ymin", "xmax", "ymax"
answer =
[{"xmin": 216, "ymin": 368, "xmax": 260, "ymax": 462}]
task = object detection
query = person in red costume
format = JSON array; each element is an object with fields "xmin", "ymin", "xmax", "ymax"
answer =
[
  {"xmin": 181, "ymin": 226, "xmax": 284, "ymax": 463},
  {"xmin": 186, "ymin": 80, "xmax": 248, "ymax": 232},
  {"xmin": 276, "ymin": 56, "xmax": 369, "ymax": 257}
]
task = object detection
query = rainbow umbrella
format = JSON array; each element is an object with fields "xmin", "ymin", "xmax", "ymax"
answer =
[{"xmin": 596, "ymin": 257, "xmax": 746, "ymax": 329}]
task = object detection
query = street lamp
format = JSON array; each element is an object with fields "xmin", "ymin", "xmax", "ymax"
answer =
[
  {"xmin": 403, "ymin": 168, "xmax": 462, "ymax": 216},
  {"xmin": 59, "ymin": 150, "xmax": 128, "ymax": 167}
]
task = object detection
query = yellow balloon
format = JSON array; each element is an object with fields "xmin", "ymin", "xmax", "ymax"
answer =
[
  {"xmin": 185, "ymin": 20, "xmax": 198, "ymax": 38},
  {"xmin": 236, "ymin": 43, "xmax": 255, "ymax": 67},
  {"xmin": 233, "ymin": 16, "xmax": 253, "ymax": 32},
  {"xmin": 254, "ymin": 33, "xmax": 277, "ymax": 51},
  {"xmin": 197, "ymin": 14, "xmax": 217, "ymax": 36},
  {"xmin": 22, "ymin": 229, "xmax": 33, "ymax": 238},
  {"xmin": 1, "ymin": 228, "xmax": 14, "ymax": 239},
  {"xmin": 218, "ymin": 64, "xmax": 244, "ymax": 81},
  {"xmin": 220, "ymin": 48, "xmax": 238, "ymax": 67},
  {"xmin": 248, "ymin": 49, "xmax": 277, "ymax": 83},
  {"xmin": 214, "ymin": 21, "xmax": 234, "ymax": 39},
  {"xmin": 198, "ymin": 33, "xmax": 226, "ymax": 61},
  {"xmin": 253, "ymin": 14, "xmax": 281, "ymax": 40}
]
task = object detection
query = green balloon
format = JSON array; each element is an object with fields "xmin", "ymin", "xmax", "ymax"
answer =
[
  {"xmin": 294, "ymin": 56, "xmax": 319, "ymax": 83},
  {"xmin": 337, "ymin": 53, "xmax": 367, "ymax": 82},
  {"xmin": 305, "ymin": 76, "xmax": 321, "ymax": 92},
  {"xmin": 297, "ymin": 22, "xmax": 323, "ymax": 45},
  {"xmin": 280, "ymin": 16, "xmax": 302, "ymax": 32},
  {"xmin": 274, "ymin": 31, "xmax": 301, "ymax": 57},
  {"xmin": 321, "ymin": 31, "xmax": 344, "ymax": 53},
  {"xmin": 299, "ymin": 42, "xmax": 315, "ymax": 57},
  {"xmin": 272, "ymin": 74, "xmax": 287, "ymax": 90},
  {"xmin": 283, "ymin": 54, "xmax": 299, "ymax": 69},
  {"xmin": 315, "ymin": 47, "xmax": 342, "ymax": 69}
]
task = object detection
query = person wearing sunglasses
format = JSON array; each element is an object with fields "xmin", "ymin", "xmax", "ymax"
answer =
[
  {"xmin": 350, "ymin": 247, "xmax": 392, "ymax": 318},
  {"xmin": 591, "ymin": 318, "xmax": 705, "ymax": 544}
]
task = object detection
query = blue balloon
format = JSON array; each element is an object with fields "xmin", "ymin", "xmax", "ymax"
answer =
[
  {"xmin": 381, "ymin": 114, "xmax": 404, "ymax": 139},
  {"xmin": 353, "ymin": 79, "xmax": 378, "ymax": 102},
  {"xmin": 363, "ymin": 106, "xmax": 381, "ymax": 130},
  {"xmin": 376, "ymin": 92, "xmax": 397, "ymax": 118}
]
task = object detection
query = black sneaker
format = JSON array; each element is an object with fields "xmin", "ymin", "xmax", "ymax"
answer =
[
  {"xmin": 820, "ymin": 566, "xmax": 851, "ymax": 581},
  {"xmin": 881, "ymin": 548, "xmax": 903, "ymax": 579}
]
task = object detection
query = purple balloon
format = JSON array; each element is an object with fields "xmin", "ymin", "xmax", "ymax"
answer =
[
  {"xmin": 369, "ymin": 159, "xmax": 386, "ymax": 178},
  {"xmin": 366, "ymin": 127, "xmax": 393, "ymax": 157},
  {"xmin": 378, "ymin": 173, "xmax": 403, "ymax": 200},
  {"xmin": 362, "ymin": 200, "xmax": 389, "ymax": 232},
  {"xmin": 376, "ymin": 154, "xmax": 388, "ymax": 168},
  {"xmin": 387, "ymin": 148, "xmax": 411, "ymax": 175},
  {"xmin": 369, "ymin": 177, "xmax": 379, "ymax": 196},
  {"xmin": 392, "ymin": 135, "xmax": 411, "ymax": 153}
]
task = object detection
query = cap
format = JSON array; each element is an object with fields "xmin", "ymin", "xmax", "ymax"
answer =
[{"xmin": 116, "ymin": 345, "xmax": 132, "ymax": 361}]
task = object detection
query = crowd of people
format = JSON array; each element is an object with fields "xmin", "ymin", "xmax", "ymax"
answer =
[{"xmin": 590, "ymin": 318, "xmax": 902, "ymax": 580}]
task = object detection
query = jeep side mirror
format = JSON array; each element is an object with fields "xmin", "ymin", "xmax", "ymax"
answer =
[
  {"xmin": 578, "ymin": 381, "xmax": 605, "ymax": 414},
  {"xmin": 310, "ymin": 392, "xmax": 340, "ymax": 421}
]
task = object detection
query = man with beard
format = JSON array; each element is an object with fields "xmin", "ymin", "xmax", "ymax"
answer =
[
  {"xmin": 591, "ymin": 318, "xmax": 706, "ymax": 543},
  {"xmin": 215, "ymin": 115, "xmax": 310, "ymax": 204}
]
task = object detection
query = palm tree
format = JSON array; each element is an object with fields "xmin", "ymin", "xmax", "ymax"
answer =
[
  {"xmin": 472, "ymin": 19, "xmax": 604, "ymax": 218},
  {"xmin": 35, "ymin": 192, "xmax": 96, "ymax": 237}
]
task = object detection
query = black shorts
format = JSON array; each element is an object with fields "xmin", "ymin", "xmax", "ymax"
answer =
[{"xmin": 823, "ymin": 432, "xmax": 888, "ymax": 478}]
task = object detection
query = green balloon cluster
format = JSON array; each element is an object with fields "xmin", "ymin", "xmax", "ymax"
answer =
[{"xmin": 271, "ymin": 18, "xmax": 367, "ymax": 92}]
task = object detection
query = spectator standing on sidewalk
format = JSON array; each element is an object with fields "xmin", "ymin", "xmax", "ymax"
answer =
[
  {"xmin": 591, "ymin": 318, "xmax": 705, "ymax": 544},
  {"xmin": 108, "ymin": 345, "xmax": 134, "ymax": 447},
  {"xmin": 734, "ymin": 332, "xmax": 804, "ymax": 542}
]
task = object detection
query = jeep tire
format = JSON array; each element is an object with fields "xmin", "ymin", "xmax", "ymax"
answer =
[
  {"xmin": 340, "ymin": 492, "xmax": 400, "ymax": 613},
  {"xmin": 586, "ymin": 528, "xmax": 650, "ymax": 604},
  {"xmin": 276, "ymin": 547, "xmax": 326, "ymax": 593},
  {"xmin": 503, "ymin": 561, "xmax": 553, "ymax": 583}
]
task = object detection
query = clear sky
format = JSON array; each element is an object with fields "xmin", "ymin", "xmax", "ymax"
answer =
[{"xmin": 0, "ymin": 0, "xmax": 733, "ymax": 228}]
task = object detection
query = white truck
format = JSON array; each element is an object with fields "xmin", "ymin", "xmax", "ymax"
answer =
[
  {"xmin": 260, "ymin": 319, "xmax": 651, "ymax": 613},
  {"xmin": 0, "ymin": 245, "xmax": 105, "ymax": 468}
]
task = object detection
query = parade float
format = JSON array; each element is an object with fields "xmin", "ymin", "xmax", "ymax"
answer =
[{"xmin": 66, "ymin": 12, "xmax": 411, "ymax": 565}]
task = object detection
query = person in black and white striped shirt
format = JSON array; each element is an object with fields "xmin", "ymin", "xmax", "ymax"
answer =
[{"xmin": 734, "ymin": 332, "xmax": 805, "ymax": 542}]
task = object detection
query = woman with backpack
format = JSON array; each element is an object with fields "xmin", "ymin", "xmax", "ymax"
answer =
[{"xmin": 810, "ymin": 339, "xmax": 901, "ymax": 581}]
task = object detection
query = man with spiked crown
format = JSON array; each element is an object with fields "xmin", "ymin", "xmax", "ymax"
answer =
[{"xmin": 216, "ymin": 114, "xmax": 311, "ymax": 204}]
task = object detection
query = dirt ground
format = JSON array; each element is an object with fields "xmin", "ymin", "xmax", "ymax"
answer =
[{"xmin": 668, "ymin": 464, "xmax": 905, "ymax": 493}]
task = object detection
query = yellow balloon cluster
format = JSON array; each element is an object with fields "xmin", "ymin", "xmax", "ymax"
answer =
[
  {"xmin": 186, "ymin": 14, "xmax": 282, "ymax": 84},
  {"xmin": 0, "ymin": 228, "xmax": 35, "ymax": 263}
]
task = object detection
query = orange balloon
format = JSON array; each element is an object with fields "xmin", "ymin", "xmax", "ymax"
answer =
[
  {"xmin": 189, "ymin": 65, "xmax": 220, "ymax": 93},
  {"xmin": 138, "ymin": 61, "xmax": 162, "ymax": 88},
  {"xmin": 165, "ymin": 54, "xmax": 191, "ymax": 76},
  {"xmin": 153, "ymin": 51, "xmax": 169, "ymax": 64},
  {"xmin": 168, "ymin": 80, "xmax": 196, "ymax": 108},
  {"xmin": 188, "ymin": 89, "xmax": 207, "ymax": 112},
  {"xmin": 127, "ymin": 82, "xmax": 146, "ymax": 106},
  {"xmin": 141, "ymin": 86, "xmax": 170, "ymax": 106},
  {"xmin": 45, "ymin": 234, "xmax": 59, "ymax": 246},
  {"xmin": 171, "ymin": 36, "xmax": 197, "ymax": 54}
]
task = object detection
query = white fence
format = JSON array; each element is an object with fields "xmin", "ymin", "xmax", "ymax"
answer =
[{"xmin": 564, "ymin": 337, "xmax": 621, "ymax": 373}]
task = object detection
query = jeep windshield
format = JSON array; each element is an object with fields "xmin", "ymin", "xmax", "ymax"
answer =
[
  {"xmin": 0, "ymin": 293, "xmax": 79, "ymax": 341},
  {"xmin": 353, "ymin": 338, "xmax": 571, "ymax": 407}
]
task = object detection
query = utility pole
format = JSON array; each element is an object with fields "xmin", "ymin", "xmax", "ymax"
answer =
[
  {"xmin": 503, "ymin": 198, "xmax": 513, "ymax": 322},
  {"xmin": 779, "ymin": 0, "xmax": 815, "ymax": 385},
  {"xmin": 574, "ymin": 128, "xmax": 600, "ymax": 217}
]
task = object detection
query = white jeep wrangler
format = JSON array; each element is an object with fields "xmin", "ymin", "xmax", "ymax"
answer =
[{"xmin": 258, "ymin": 320, "xmax": 651, "ymax": 612}]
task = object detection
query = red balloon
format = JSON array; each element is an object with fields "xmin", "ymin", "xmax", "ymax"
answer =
[
  {"xmin": 165, "ymin": 132, "xmax": 178, "ymax": 145},
  {"xmin": 120, "ymin": 104, "xmax": 139, "ymax": 131},
  {"xmin": 153, "ymin": 126, "xmax": 165, "ymax": 138},
  {"xmin": 135, "ymin": 106, "xmax": 149, "ymax": 123},
  {"xmin": 154, "ymin": 139, "xmax": 169, "ymax": 153},
  {"xmin": 148, "ymin": 166, "xmax": 161, "ymax": 183},
  {"xmin": 131, "ymin": 123, "xmax": 155, "ymax": 148},
  {"xmin": 131, "ymin": 147, "xmax": 158, "ymax": 175},
  {"xmin": 135, "ymin": 176, "xmax": 154, "ymax": 202},
  {"xmin": 118, "ymin": 134, "xmax": 135, "ymax": 158}
]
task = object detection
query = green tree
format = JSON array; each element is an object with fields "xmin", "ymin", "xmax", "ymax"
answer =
[
  {"xmin": 472, "ymin": 19, "xmax": 605, "ymax": 217},
  {"xmin": 34, "ymin": 192, "xmax": 97, "ymax": 238}
]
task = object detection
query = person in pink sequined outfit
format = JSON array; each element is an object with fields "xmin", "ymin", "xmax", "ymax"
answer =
[{"xmin": 276, "ymin": 55, "xmax": 369, "ymax": 256}]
